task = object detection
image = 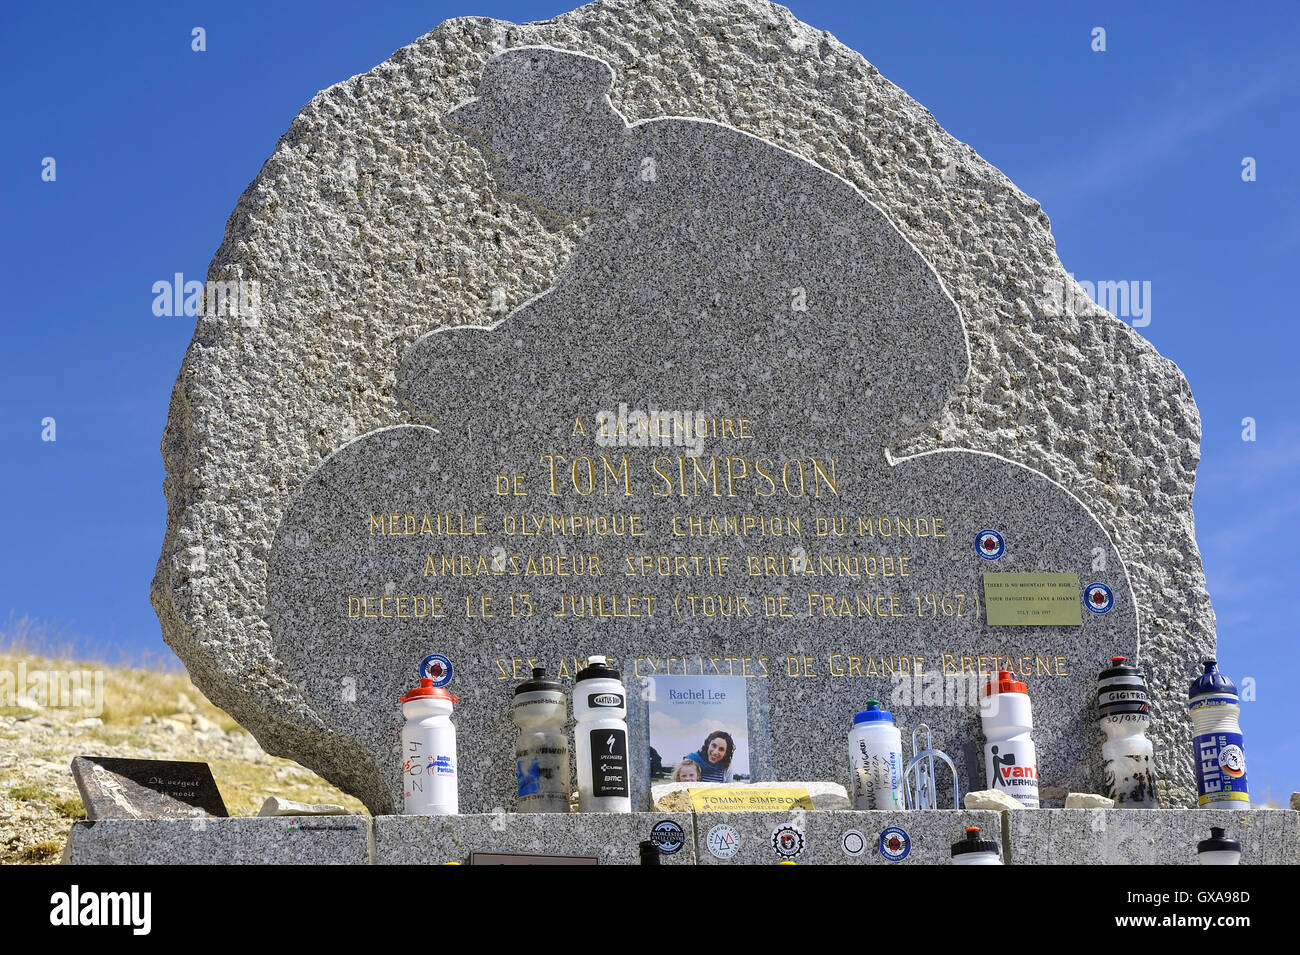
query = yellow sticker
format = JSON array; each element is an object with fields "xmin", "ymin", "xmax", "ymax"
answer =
[
  {"xmin": 982, "ymin": 572, "xmax": 1082, "ymax": 626},
  {"xmin": 688, "ymin": 787, "xmax": 814, "ymax": 812}
]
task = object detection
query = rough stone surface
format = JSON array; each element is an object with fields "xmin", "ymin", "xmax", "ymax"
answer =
[
  {"xmin": 257, "ymin": 796, "xmax": 349, "ymax": 816},
  {"xmin": 1292, "ymin": 792, "xmax": 1300, "ymax": 811},
  {"xmin": 1065, "ymin": 792, "xmax": 1115, "ymax": 809},
  {"xmin": 695, "ymin": 809, "xmax": 1001, "ymax": 864},
  {"xmin": 964, "ymin": 788, "xmax": 1024, "ymax": 812},
  {"xmin": 267, "ymin": 45, "xmax": 1139, "ymax": 814},
  {"xmin": 64, "ymin": 816, "xmax": 371, "ymax": 865},
  {"xmin": 71, "ymin": 756, "xmax": 227, "ymax": 820},
  {"xmin": 373, "ymin": 812, "xmax": 696, "ymax": 864},
  {"xmin": 153, "ymin": 0, "xmax": 1211, "ymax": 814},
  {"xmin": 652, "ymin": 781, "xmax": 851, "ymax": 812},
  {"xmin": 1006, "ymin": 809, "xmax": 1299, "ymax": 865}
]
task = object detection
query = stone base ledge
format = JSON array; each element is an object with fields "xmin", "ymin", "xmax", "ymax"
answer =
[
  {"xmin": 1006, "ymin": 809, "xmax": 1299, "ymax": 865},
  {"xmin": 63, "ymin": 816, "xmax": 372, "ymax": 865},
  {"xmin": 373, "ymin": 811, "xmax": 696, "ymax": 865},
  {"xmin": 62, "ymin": 809, "xmax": 1300, "ymax": 864}
]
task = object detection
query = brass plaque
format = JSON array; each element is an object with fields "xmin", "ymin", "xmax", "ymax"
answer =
[{"xmin": 982, "ymin": 572, "xmax": 1082, "ymax": 626}]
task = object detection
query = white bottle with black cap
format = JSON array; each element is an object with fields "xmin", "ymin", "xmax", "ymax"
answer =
[
  {"xmin": 573, "ymin": 655, "xmax": 630, "ymax": 812},
  {"xmin": 951, "ymin": 826, "xmax": 1002, "ymax": 865},
  {"xmin": 514, "ymin": 667, "xmax": 570, "ymax": 813},
  {"xmin": 1197, "ymin": 827, "xmax": 1241, "ymax": 865}
]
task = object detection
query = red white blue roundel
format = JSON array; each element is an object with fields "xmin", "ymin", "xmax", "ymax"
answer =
[
  {"xmin": 419, "ymin": 653, "xmax": 454, "ymax": 686},
  {"xmin": 879, "ymin": 826, "xmax": 911, "ymax": 862},
  {"xmin": 975, "ymin": 530, "xmax": 1005, "ymax": 561},
  {"xmin": 1084, "ymin": 583, "xmax": 1114, "ymax": 615}
]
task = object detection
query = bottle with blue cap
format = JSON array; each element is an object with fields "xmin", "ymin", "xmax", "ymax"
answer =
[
  {"xmin": 848, "ymin": 700, "xmax": 905, "ymax": 809},
  {"xmin": 1189, "ymin": 659, "xmax": 1249, "ymax": 808}
]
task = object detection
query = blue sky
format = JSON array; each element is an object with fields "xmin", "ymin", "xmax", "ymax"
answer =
[{"xmin": 2, "ymin": 2, "xmax": 1296, "ymax": 801}]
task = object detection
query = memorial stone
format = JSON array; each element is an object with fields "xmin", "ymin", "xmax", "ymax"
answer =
[
  {"xmin": 71, "ymin": 756, "xmax": 227, "ymax": 819},
  {"xmin": 267, "ymin": 45, "xmax": 1137, "ymax": 814},
  {"xmin": 153, "ymin": 0, "xmax": 1213, "ymax": 816}
]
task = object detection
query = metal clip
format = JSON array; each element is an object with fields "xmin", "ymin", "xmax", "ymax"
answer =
[{"xmin": 904, "ymin": 723, "xmax": 960, "ymax": 810}]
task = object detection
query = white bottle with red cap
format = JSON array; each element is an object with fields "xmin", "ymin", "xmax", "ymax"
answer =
[
  {"xmin": 980, "ymin": 670, "xmax": 1039, "ymax": 808},
  {"xmin": 400, "ymin": 677, "xmax": 458, "ymax": 815}
]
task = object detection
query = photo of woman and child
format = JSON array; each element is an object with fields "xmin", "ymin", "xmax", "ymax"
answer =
[
  {"xmin": 649, "ymin": 675, "xmax": 750, "ymax": 782},
  {"xmin": 671, "ymin": 730, "xmax": 737, "ymax": 783}
]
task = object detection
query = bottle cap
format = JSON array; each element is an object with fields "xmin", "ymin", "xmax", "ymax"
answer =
[
  {"xmin": 853, "ymin": 700, "xmax": 896, "ymax": 725},
  {"xmin": 1099, "ymin": 656, "xmax": 1144, "ymax": 679},
  {"xmin": 1197, "ymin": 827, "xmax": 1241, "ymax": 854},
  {"xmin": 399, "ymin": 677, "xmax": 457, "ymax": 703},
  {"xmin": 983, "ymin": 670, "xmax": 1027, "ymax": 696},
  {"xmin": 1189, "ymin": 659, "xmax": 1237, "ymax": 697},
  {"xmin": 951, "ymin": 826, "xmax": 1000, "ymax": 857},
  {"xmin": 576, "ymin": 655, "xmax": 621, "ymax": 683},
  {"xmin": 514, "ymin": 667, "xmax": 564, "ymax": 696}
]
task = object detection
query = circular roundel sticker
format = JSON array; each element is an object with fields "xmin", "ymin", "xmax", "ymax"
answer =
[
  {"xmin": 1083, "ymin": 583, "xmax": 1114, "ymax": 615},
  {"xmin": 771, "ymin": 825, "xmax": 805, "ymax": 860},
  {"xmin": 706, "ymin": 823, "xmax": 740, "ymax": 860},
  {"xmin": 419, "ymin": 653, "xmax": 454, "ymax": 686},
  {"xmin": 879, "ymin": 826, "xmax": 911, "ymax": 862},
  {"xmin": 975, "ymin": 529, "xmax": 1005, "ymax": 561},
  {"xmin": 650, "ymin": 819, "xmax": 685, "ymax": 854},
  {"xmin": 841, "ymin": 829, "xmax": 866, "ymax": 858},
  {"xmin": 1218, "ymin": 745, "xmax": 1247, "ymax": 779}
]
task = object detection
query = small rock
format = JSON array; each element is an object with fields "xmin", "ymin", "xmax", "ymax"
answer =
[
  {"xmin": 1065, "ymin": 792, "xmax": 1114, "ymax": 809},
  {"xmin": 963, "ymin": 789, "xmax": 1024, "ymax": 811},
  {"xmin": 192, "ymin": 714, "xmax": 217, "ymax": 734},
  {"xmin": 176, "ymin": 693, "xmax": 197, "ymax": 713},
  {"xmin": 168, "ymin": 712, "xmax": 194, "ymax": 725},
  {"xmin": 160, "ymin": 718, "xmax": 189, "ymax": 734},
  {"xmin": 1290, "ymin": 792, "xmax": 1300, "ymax": 811},
  {"xmin": 73, "ymin": 717, "xmax": 103, "ymax": 729},
  {"xmin": 258, "ymin": 796, "xmax": 348, "ymax": 817}
]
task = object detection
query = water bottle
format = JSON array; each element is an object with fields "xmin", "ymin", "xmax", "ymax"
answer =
[
  {"xmin": 980, "ymin": 670, "xmax": 1039, "ymax": 808},
  {"xmin": 1197, "ymin": 827, "xmax": 1241, "ymax": 865},
  {"xmin": 1189, "ymin": 659, "xmax": 1249, "ymax": 808},
  {"xmin": 951, "ymin": 826, "xmax": 1002, "ymax": 865},
  {"xmin": 573, "ymin": 655, "xmax": 630, "ymax": 812},
  {"xmin": 848, "ymin": 701, "xmax": 905, "ymax": 809},
  {"xmin": 513, "ymin": 667, "xmax": 570, "ymax": 813},
  {"xmin": 1097, "ymin": 656, "xmax": 1159, "ymax": 807},
  {"xmin": 399, "ymin": 678, "xmax": 458, "ymax": 814}
]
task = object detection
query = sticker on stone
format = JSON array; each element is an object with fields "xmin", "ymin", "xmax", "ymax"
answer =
[
  {"xmin": 706, "ymin": 823, "xmax": 739, "ymax": 860},
  {"xmin": 841, "ymin": 828, "xmax": 866, "ymax": 857},
  {"xmin": 879, "ymin": 826, "xmax": 911, "ymax": 862},
  {"xmin": 771, "ymin": 825, "xmax": 804, "ymax": 859},
  {"xmin": 975, "ymin": 529, "xmax": 1005, "ymax": 561},
  {"xmin": 1083, "ymin": 583, "xmax": 1114, "ymax": 615},
  {"xmin": 650, "ymin": 819, "xmax": 685, "ymax": 854},
  {"xmin": 419, "ymin": 653, "xmax": 454, "ymax": 686}
]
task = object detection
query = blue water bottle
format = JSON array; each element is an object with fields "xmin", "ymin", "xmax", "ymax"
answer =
[{"xmin": 1188, "ymin": 660, "xmax": 1248, "ymax": 808}]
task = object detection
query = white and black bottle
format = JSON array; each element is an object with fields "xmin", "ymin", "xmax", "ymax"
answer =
[{"xmin": 574, "ymin": 655, "xmax": 630, "ymax": 812}]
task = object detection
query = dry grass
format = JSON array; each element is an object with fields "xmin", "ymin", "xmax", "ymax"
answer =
[{"xmin": 0, "ymin": 629, "xmax": 367, "ymax": 864}]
